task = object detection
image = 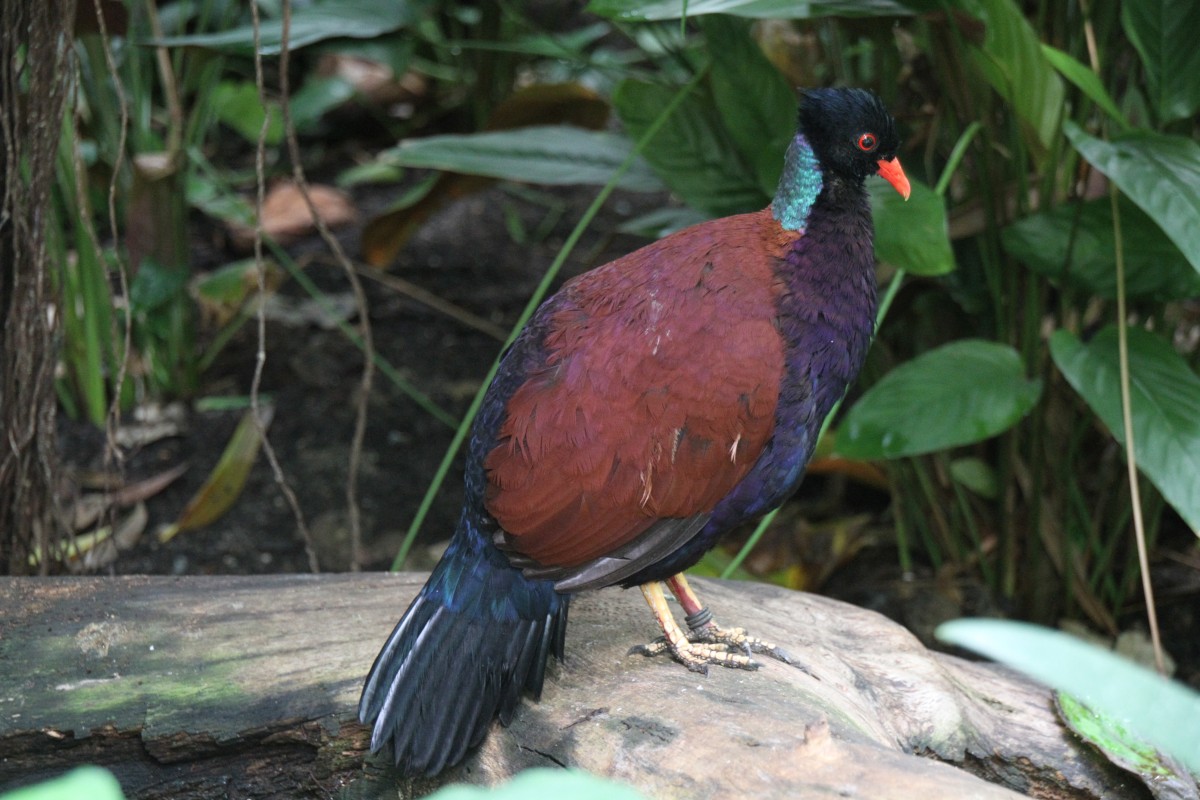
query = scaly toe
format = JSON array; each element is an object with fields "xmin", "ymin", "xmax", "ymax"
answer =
[
  {"xmin": 690, "ymin": 623, "xmax": 807, "ymax": 670},
  {"xmin": 628, "ymin": 636, "xmax": 758, "ymax": 674}
]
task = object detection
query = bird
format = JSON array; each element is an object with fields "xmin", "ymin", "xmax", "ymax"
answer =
[{"xmin": 358, "ymin": 86, "xmax": 910, "ymax": 775}]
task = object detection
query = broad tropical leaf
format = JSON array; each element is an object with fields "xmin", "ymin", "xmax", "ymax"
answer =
[
  {"xmin": 613, "ymin": 78, "xmax": 766, "ymax": 217},
  {"xmin": 1065, "ymin": 124, "xmax": 1200, "ymax": 276},
  {"xmin": 938, "ymin": 619, "xmax": 1200, "ymax": 776},
  {"xmin": 956, "ymin": 0, "xmax": 1065, "ymax": 153},
  {"xmin": 1002, "ymin": 196, "xmax": 1200, "ymax": 301},
  {"xmin": 372, "ymin": 127, "xmax": 665, "ymax": 192},
  {"xmin": 150, "ymin": 0, "xmax": 419, "ymax": 56},
  {"xmin": 1122, "ymin": 0, "xmax": 1200, "ymax": 122},
  {"xmin": 836, "ymin": 340, "xmax": 1041, "ymax": 459},
  {"xmin": 702, "ymin": 15, "xmax": 795, "ymax": 195},
  {"xmin": 870, "ymin": 177, "xmax": 955, "ymax": 276},
  {"xmin": 1050, "ymin": 327, "xmax": 1200, "ymax": 535}
]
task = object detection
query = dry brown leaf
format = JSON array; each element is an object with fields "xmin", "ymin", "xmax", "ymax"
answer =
[{"xmin": 231, "ymin": 181, "xmax": 357, "ymax": 249}]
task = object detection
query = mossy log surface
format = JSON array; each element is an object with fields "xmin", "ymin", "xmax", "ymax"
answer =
[{"xmin": 0, "ymin": 574, "xmax": 1146, "ymax": 799}]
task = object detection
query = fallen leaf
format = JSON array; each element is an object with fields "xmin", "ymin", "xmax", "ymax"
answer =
[
  {"xmin": 230, "ymin": 181, "xmax": 357, "ymax": 249},
  {"xmin": 159, "ymin": 406, "xmax": 274, "ymax": 542}
]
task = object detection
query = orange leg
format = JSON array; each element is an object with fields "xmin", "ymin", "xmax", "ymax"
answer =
[
  {"xmin": 631, "ymin": 575, "xmax": 800, "ymax": 673},
  {"xmin": 631, "ymin": 581, "xmax": 755, "ymax": 673}
]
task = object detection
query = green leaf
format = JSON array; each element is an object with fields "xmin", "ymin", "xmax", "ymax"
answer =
[
  {"xmin": 1122, "ymin": 0, "xmax": 1200, "ymax": 122},
  {"xmin": 211, "ymin": 82, "xmax": 283, "ymax": 146},
  {"xmin": 949, "ymin": 457, "xmax": 999, "ymax": 499},
  {"xmin": 1050, "ymin": 327, "xmax": 1200, "ymax": 535},
  {"xmin": 428, "ymin": 768, "xmax": 648, "ymax": 800},
  {"xmin": 936, "ymin": 619, "xmax": 1200, "ymax": 776},
  {"xmin": 836, "ymin": 340, "xmax": 1042, "ymax": 459},
  {"xmin": 376, "ymin": 127, "xmax": 666, "ymax": 192},
  {"xmin": 289, "ymin": 76, "xmax": 357, "ymax": 132},
  {"xmin": 1056, "ymin": 692, "xmax": 1198, "ymax": 798},
  {"xmin": 129, "ymin": 258, "xmax": 189, "ymax": 315},
  {"xmin": 149, "ymin": 0, "xmax": 420, "ymax": 56},
  {"xmin": 1065, "ymin": 124, "xmax": 1200, "ymax": 276},
  {"xmin": 587, "ymin": 0, "xmax": 910, "ymax": 20},
  {"xmin": 1039, "ymin": 44, "xmax": 1129, "ymax": 128},
  {"xmin": 1001, "ymin": 197, "xmax": 1200, "ymax": 302},
  {"xmin": 701, "ymin": 15, "xmax": 796, "ymax": 195},
  {"xmin": 870, "ymin": 177, "xmax": 955, "ymax": 276},
  {"xmin": 0, "ymin": 766, "xmax": 126, "ymax": 800},
  {"xmin": 957, "ymin": 0, "xmax": 1065, "ymax": 153},
  {"xmin": 613, "ymin": 78, "xmax": 767, "ymax": 217}
]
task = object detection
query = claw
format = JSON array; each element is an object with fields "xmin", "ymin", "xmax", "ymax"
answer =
[
  {"xmin": 629, "ymin": 634, "xmax": 755, "ymax": 674},
  {"xmin": 632, "ymin": 577, "xmax": 818, "ymax": 676}
]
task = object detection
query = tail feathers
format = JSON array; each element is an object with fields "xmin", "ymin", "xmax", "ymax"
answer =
[{"xmin": 358, "ymin": 590, "xmax": 569, "ymax": 775}]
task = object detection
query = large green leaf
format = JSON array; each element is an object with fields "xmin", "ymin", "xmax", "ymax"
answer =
[
  {"xmin": 701, "ymin": 15, "xmax": 795, "ymax": 196},
  {"xmin": 836, "ymin": 340, "xmax": 1042, "ymax": 459},
  {"xmin": 374, "ymin": 127, "xmax": 666, "ymax": 192},
  {"xmin": 1050, "ymin": 327, "xmax": 1200, "ymax": 535},
  {"xmin": 1122, "ymin": 0, "xmax": 1200, "ymax": 122},
  {"xmin": 429, "ymin": 768, "xmax": 647, "ymax": 800},
  {"xmin": 1002, "ymin": 197, "xmax": 1200, "ymax": 302},
  {"xmin": 956, "ymin": 0, "xmax": 1065, "ymax": 153},
  {"xmin": 937, "ymin": 619, "xmax": 1200, "ymax": 776},
  {"xmin": 613, "ymin": 78, "xmax": 767, "ymax": 217},
  {"xmin": 150, "ymin": 0, "xmax": 421, "ymax": 56},
  {"xmin": 1065, "ymin": 124, "xmax": 1200, "ymax": 276},
  {"xmin": 870, "ymin": 177, "xmax": 955, "ymax": 276},
  {"xmin": 587, "ymin": 0, "xmax": 910, "ymax": 20},
  {"xmin": 1056, "ymin": 693, "xmax": 1198, "ymax": 799},
  {"xmin": 1039, "ymin": 44, "xmax": 1128, "ymax": 128}
]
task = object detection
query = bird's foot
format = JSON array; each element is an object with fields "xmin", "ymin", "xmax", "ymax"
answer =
[
  {"xmin": 687, "ymin": 620, "xmax": 799, "ymax": 668},
  {"xmin": 628, "ymin": 634, "xmax": 758, "ymax": 675}
]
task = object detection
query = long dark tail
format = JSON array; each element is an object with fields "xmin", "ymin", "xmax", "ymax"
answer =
[{"xmin": 358, "ymin": 532, "xmax": 569, "ymax": 775}]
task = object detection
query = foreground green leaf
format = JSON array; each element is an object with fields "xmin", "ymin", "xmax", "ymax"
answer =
[
  {"xmin": 1056, "ymin": 692, "xmax": 1198, "ymax": 800},
  {"xmin": 1050, "ymin": 327, "xmax": 1200, "ymax": 535},
  {"xmin": 870, "ymin": 177, "xmax": 955, "ymax": 276},
  {"xmin": 375, "ymin": 127, "xmax": 665, "ymax": 192},
  {"xmin": 1002, "ymin": 196, "xmax": 1200, "ymax": 301},
  {"xmin": 1065, "ymin": 124, "xmax": 1200, "ymax": 275},
  {"xmin": 836, "ymin": 340, "xmax": 1042, "ymax": 459},
  {"xmin": 430, "ymin": 768, "xmax": 647, "ymax": 800},
  {"xmin": 0, "ymin": 766, "xmax": 125, "ymax": 800},
  {"xmin": 937, "ymin": 619, "xmax": 1200, "ymax": 776},
  {"xmin": 1122, "ymin": 0, "xmax": 1200, "ymax": 122}
]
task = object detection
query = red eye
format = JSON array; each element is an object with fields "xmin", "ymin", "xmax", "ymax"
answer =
[{"xmin": 857, "ymin": 133, "xmax": 878, "ymax": 152}]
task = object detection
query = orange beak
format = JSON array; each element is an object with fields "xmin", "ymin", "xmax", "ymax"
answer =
[{"xmin": 877, "ymin": 156, "xmax": 911, "ymax": 200}]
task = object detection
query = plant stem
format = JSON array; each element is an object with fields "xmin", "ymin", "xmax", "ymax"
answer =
[{"xmin": 1110, "ymin": 186, "xmax": 1164, "ymax": 674}]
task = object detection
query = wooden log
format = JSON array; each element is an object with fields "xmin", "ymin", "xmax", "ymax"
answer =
[{"xmin": 0, "ymin": 575, "xmax": 1141, "ymax": 799}]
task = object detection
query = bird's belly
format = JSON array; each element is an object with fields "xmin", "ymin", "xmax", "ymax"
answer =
[{"xmin": 619, "ymin": 323, "xmax": 867, "ymax": 586}]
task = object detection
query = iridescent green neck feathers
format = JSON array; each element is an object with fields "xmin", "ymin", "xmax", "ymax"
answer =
[{"xmin": 770, "ymin": 135, "xmax": 823, "ymax": 232}]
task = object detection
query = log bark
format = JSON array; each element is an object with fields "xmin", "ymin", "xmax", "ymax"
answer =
[{"xmin": 0, "ymin": 574, "xmax": 1147, "ymax": 799}]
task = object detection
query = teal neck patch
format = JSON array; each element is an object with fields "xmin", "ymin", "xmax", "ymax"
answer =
[{"xmin": 770, "ymin": 135, "xmax": 823, "ymax": 232}]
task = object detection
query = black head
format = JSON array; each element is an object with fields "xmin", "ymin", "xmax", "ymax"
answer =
[{"xmin": 798, "ymin": 88, "xmax": 901, "ymax": 184}]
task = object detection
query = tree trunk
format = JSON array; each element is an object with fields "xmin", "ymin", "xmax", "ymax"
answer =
[{"xmin": 0, "ymin": 0, "xmax": 76, "ymax": 573}]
